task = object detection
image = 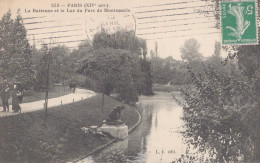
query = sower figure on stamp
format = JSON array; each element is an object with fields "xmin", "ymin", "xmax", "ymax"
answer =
[
  {"xmin": 0, "ymin": 82, "xmax": 10, "ymax": 112},
  {"xmin": 106, "ymin": 101, "xmax": 126, "ymax": 125}
]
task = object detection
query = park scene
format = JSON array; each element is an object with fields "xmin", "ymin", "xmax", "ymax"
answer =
[{"xmin": 0, "ymin": 0, "xmax": 260, "ymax": 162}]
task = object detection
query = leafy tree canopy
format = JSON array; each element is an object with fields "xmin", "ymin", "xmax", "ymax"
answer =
[
  {"xmin": 93, "ymin": 29, "xmax": 147, "ymax": 59},
  {"xmin": 77, "ymin": 48, "xmax": 139, "ymax": 102},
  {"xmin": 180, "ymin": 38, "xmax": 203, "ymax": 62},
  {"xmin": 0, "ymin": 10, "xmax": 34, "ymax": 89}
]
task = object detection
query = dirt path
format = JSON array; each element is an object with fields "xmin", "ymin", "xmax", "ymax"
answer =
[{"xmin": 0, "ymin": 88, "xmax": 96, "ymax": 117}]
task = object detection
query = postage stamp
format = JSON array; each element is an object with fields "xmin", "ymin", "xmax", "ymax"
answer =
[{"xmin": 221, "ymin": 0, "xmax": 258, "ymax": 45}]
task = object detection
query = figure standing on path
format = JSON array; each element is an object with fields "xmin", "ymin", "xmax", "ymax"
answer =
[
  {"xmin": 14, "ymin": 82, "xmax": 23, "ymax": 103},
  {"xmin": 12, "ymin": 84, "xmax": 21, "ymax": 113},
  {"xmin": 17, "ymin": 89, "xmax": 23, "ymax": 103},
  {"xmin": 69, "ymin": 81, "xmax": 77, "ymax": 94},
  {"xmin": 0, "ymin": 83, "xmax": 10, "ymax": 112}
]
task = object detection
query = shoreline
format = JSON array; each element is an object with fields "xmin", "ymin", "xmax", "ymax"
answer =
[
  {"xmin": 0, "ymin": 94, "xmax": 140, "ymax": 163},
  {"xmin": 69, "ymin": 103, "xmax": 143, "ymax": 163}
]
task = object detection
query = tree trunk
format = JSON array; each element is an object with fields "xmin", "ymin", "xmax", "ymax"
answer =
[
  {"xmin": 101, "ymin": 92, "xmax": 104, "ymax": 110},
  {"xmin": 43, "ymin": 62, "xmax": 50, "ymax": 126}
]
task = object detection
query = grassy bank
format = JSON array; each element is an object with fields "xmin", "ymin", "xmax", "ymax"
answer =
[{"xmin": 0, "ymin": 94, "xmax": 139, "ymax": 163}]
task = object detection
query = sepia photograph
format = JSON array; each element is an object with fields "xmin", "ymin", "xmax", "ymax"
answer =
[{"xmin": 0, "ymin": 0, "xmax": 259, "ymax": 162}]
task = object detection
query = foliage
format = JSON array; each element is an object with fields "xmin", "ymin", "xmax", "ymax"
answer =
[
  {"xmin": 34, "ymin": 41, "xmax": 94, "ymax": 90},
  {"xmin": 92, "ymin": 30, "xmax": 153, "ymax": 95},
  {"xmin": 235, "ymin": 43, "xmax": 260, "ymax": 160},
  {"xmin": 0, "ymin": 10, "xmax": 34, "ymax": 89},
  {"xmin": 180, "ymin": 38, "xmax": 203, "ymax": 62},
  {"xmin": 198, "ymin": 0, "xmax": 260, "ymax": 161},
  {"xmin": 34, "ymin": 45, "xmax": 52, "ymax": 91},
  {"xmin": 180, "ymin": 62, "xmax": 256, "ymax": 162},
  {"xmin": 69, "ymin": 40, "xmax": 94, "ymax": 73},
  {"xmin": 179, "ymin": 38, "xmax": 205, "ymax": 84},
  {"xmin": 178, "ymin": 38, "xmax": 260, "ymax": 162},
  {"xmin": 138, "ymin": 59, "xmax": 153, "ymax": 95},
  {"xmin": 150, "ymin": 56, "xmax": 173, "ymax": 84},
  {"xmin": 93, "ymin": 29, "xmax": 147, "ymax": 58},
  {"xmin": 150, "ymin": 56, "xmax": 190, "ymax": 85},
  {"xmin": 49, "ymin": 45, "xmax": 70, "ymax": 83},
  {"xmin": 115, "ymin": 67, "xmax": 139, "ymax": 103},
  {"xmin": 77, "ymin": 48, "xmax": 140, "ymax": 103}
]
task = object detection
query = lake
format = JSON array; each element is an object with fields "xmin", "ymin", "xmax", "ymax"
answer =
[{"xmin": 78, "ymin": 91, "xmax": 191, "ymax": 163}]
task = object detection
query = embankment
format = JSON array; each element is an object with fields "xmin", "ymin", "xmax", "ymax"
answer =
[{"xmin": 0, "ymin": 93, "xmax": 139, "ymax": 163}]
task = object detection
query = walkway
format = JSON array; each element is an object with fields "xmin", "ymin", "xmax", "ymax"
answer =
[{"xmin": 0, "ymin": 88, "xmax": 96, "ymax": 117}]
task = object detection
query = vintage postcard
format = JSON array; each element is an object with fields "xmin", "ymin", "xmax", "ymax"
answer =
[{"xmin": 0, "ymin": 0, "xmax": 259, "ymax": 162}]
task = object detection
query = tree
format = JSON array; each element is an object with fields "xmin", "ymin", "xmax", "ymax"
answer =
[
  {"xmin": 92, "ymin": 29, "xmax": 153, "ymax": 95},
  {"xmin": 178, "ymin": 61, "xmax": 255, "ymax": 162},
  {"xmin": 150, "ymin": 50, "xmax": 155, "ymax": 58},
  {"xmin": 213, "ymin": 41, "xmax": 221, "ymax": 57},
  {"xmin": 49, "ymin": 45, "xmax": 70, "ymax": 84},
  {"xmin": 150, "ymin": 57, "xmax": 172, "ymax": 84},
  {"xmin": 178, "ymin": 30, "xmax": 260, "ymax": 163},
  {"xmin": 0, "ymin": 10, "xmax": 34, "ymax": 89},
  {"xmin": 198, "ymin": 0, "xmax": 260, "ymax": 161},
  {"xmin": 155, "ymin": 41, "xmax": 158, "ymax": 58},
  {"xmin": 205, "ymin": 41, "xmax": 222, "ymax": 67},
  {"xmin": 0, "ymin": 11, "xmax": 13, "ymax": 80},
  {"xmin": 180, "ymin": 38, "xmax": 203, "ymax": 62},
  {"xmin": 34, "ymin": 45, "xmax": 53, "ymax": 91},
  {"xmin": 77, "ymin": 48, "xmax": 139, "ymax": 103},
  {"xmin": 92, "ymin": 29, "xmax": 146, "ymax": 56},
  {"xmin": 139, "ymin": 59, "xmax": 153, "ymax": 95},
  {"xmin": 180, "ymin": 38, "xmax": 205, "ymax": 84},
  {"xmin": 178, "ymin": 40, "xmax": 260, "ymax": 162},
  {"xmin": 67, "ymin": 40, "xmax": 95, "ymax": 88},
  {"xmin": 236, "ymin": 44, "xmax": 260, "ymax": 161}
]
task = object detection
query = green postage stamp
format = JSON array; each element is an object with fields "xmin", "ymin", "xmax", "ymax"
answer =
[{"xmin": 221, "ymin": 0, "xmax": 258, "ymax": 45}]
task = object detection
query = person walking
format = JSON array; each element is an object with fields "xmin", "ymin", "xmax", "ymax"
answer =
[
  {"xmin": 0, "ymin": 83, "xmax": 10, "ymax": 112},
  {"xmin": 12, "ymin": 85, "xmax": 21, "ymax": 113},
  {"xmin": 69, "ymin": 81, "xmax": 77, "ymax": 94},
  {"xmin": 17, "ymin": 89, "xmax": 23, "ymax": 104}
]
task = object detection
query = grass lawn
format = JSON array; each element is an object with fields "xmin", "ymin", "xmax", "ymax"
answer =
[
  {"xmin": 0, "ymin": 85, "xmax": 71, "ymax": 107},
  {"xmin": 0, "ymin": 94, "xmax": 139, "ymax": 163}
]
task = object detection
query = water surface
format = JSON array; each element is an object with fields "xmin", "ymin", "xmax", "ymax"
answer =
[{"xmin": 79, "ymin": 91, "xmax": 188, "ymax": 163}]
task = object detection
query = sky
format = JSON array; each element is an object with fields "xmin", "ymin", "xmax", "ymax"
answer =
[{"xmin": 0, "ymin": 0, "xmax": 221, "ymax": 60}]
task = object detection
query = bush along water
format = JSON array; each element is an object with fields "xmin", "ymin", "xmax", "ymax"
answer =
[{"xmin": 175, "ymin": 62, "xmax": 257, "ymax": 162}]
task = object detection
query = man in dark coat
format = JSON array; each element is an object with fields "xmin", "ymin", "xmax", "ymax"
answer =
[
  {"xmin": 69, "ymin": 81, "xmax": 77, "ymax": 94},
  {"xmin": 12, "ymin": 84, "xmax": 21, "ymax": 113},
  {"xmin": 0, "ymin": 83, "xmax": 10, "ymax": 112}
]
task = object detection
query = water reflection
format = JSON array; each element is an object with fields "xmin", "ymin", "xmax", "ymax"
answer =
[{"xmin": 80, "ymin": 91, "xmax": 188, "ymax": 163}]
